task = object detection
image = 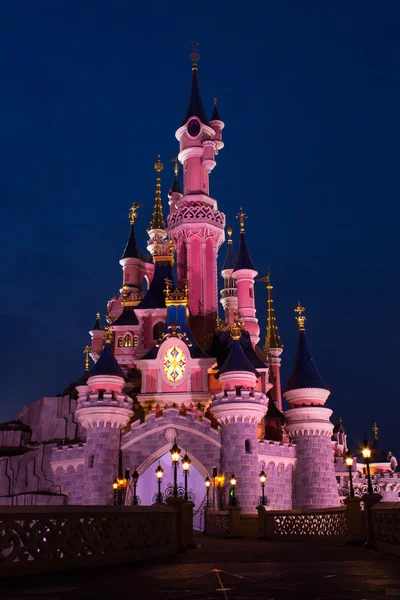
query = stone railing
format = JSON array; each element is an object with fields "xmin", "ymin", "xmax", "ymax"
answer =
[
  {"xmin": 257, "ymin": 506, "xmax": 348, "ymax": 539},
  {"xmin": 370, "ymin": 502, "xmax": 400, "ymax": 557},
  {"xmin": 204, "ymin": 509, "xmax": 229, "ymax": 536},
  {"xmin": 0, "ymin": 504, "xmax": 178, "ymax": 577}
]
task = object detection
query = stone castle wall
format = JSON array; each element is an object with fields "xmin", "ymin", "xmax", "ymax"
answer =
[
  {"xmin": 258, "ymin": 440, "xmax": 297, "ymax": 510},
  {"xmin": 17, "ymin": 396, "xmax": 85, "ymax": 443},
  {"xmin": 51, "ymin": 444, "xmax": 86, "ymax": 505}
]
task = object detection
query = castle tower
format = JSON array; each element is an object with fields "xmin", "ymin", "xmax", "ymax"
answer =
[
  {"xmin": 147, "ymin": 155, "xmax": 169, "ymax": 257},
  {"xmin": 259, "ymin": 270, "xmax": 283, "ymax": 411},
  {"xmin": 168, "ymin": 157, "xmax": 183, "ymax": 212},
  {"xmin": 167, "ymin": 45, "xmax": 225, "ymax": 322},
  {"xmin": 283, "ymin": 304, "xmax": 340, "ymax": 509},
  {"xmin": 220, "ymin": 226, "xmax": 238, "ymax": 324},
  {"xmin": 75, "ymin": 330, "xmax": 133, "ymax": 505},
  {"xmin": 232, "ymin": 208, "xmax": 260, "ymax": 347},
  {"xmin": 211, "ymin": 324, "xmax": 270, "ymax": 513},
  {"xmin": 89, "ymin": 312, "xmax": 104, "ymax": 356}
]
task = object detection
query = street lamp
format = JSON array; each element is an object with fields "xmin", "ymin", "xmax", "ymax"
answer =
[
  {"xmin": 205, "ymin": 477, "xmax": 211, "ymax": 507},
  {"xmin": 170, "ymin": 441, "xmax": 181, "ymax": 498},
  {"xmin": 155, "ymin": 464, "xmax": 164, "ymax": 503},
  {"xmin": 345, "ymin": 452, "xmax": 355, "ymax": 498},
  {"xmin": 259, "ymin": 470, "xmax": 268, "ymax": 505},
  {"xmin": 362, "ymin": 441, "xmax": 373, "ymax": 495},
  {"xmin": 228, "ymin": 474, "xmax": 238, "ymax": 507},
  {"xmin": 132, "ymin": 469, "xmax": 140, "ymax": 505},
  {"xmin": 182, "ymin": 453, "xmax": 191, "ymax": 501}
]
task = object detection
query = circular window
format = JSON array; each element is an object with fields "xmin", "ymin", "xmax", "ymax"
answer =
[{"xmin": 187, "ymin": 118, "xmax": 201, "ymax": 137}]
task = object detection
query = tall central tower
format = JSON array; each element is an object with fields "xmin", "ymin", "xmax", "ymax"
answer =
[{"xmin": 167, "ymin": 46, "xmax": 225, "ymax": 328}]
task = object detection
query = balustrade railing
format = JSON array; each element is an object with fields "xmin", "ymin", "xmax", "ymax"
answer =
[
  {"xmin": 0, "ymin": 504, "xmax": 178, "ymax": 576},
  {"xmin": 370, "ymin": 502, "xmax": 400, "ymax": 556},
  {"xmin": 204, "ymin": 510, "xmax": 229, "ymax": 536},
  {"xmin": 258, "ymin": 506, "xmax": 348, "ymax": 539}
]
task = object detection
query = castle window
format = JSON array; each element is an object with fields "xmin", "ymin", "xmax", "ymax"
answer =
[
  {"xmin": 245, "ymin": 439, "xmax": 252, "ymax": 454},
  {"xmin": 117, "ymin": 337, "xmax": 123, "ymax": 347},
  {"xmin": 89, "ymin": 455, "xmax": 95, "ymax": 468},
  {"xmin": 249, "ymin": 288, "xmax": 253, "ymax": 299},
  {"xmin": 124, "ymin": 334, "xmax": 132, "ymax": 347},
  {"xmin": 133, "ymin": 335, "xmax": 138, "ymax": 348},
  {"xmin": 153, "ymin": 321, "xmax": 164, "ymax": 340}
]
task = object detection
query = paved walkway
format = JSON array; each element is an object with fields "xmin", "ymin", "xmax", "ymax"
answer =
[{"xmin": 2, "ymin": 535, "xmax": 400, "ymax": 599}]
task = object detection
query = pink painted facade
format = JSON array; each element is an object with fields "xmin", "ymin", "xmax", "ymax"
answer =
[{"xmin": 1, "ymin": 53, "xmax": 396, "ymax": 512}]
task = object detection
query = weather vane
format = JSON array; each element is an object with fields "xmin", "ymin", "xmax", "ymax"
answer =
[
  {"xmin": 129, "ymin": 202, "xmax": 143, "ymax": 225},
  {"xmin": 294, "ymin": 301, "xmax": 306, "ymax": 331},
  {"xmin": 172, "ymin": 157, "xmax": 179, "ymax": 177},
  {"xmin": 236, "ymin": 207, "xmax": 247, "ymax": 233},
  {"xmin": 189, "ymin": 40, "xmax": 200, "ymax": 69}
]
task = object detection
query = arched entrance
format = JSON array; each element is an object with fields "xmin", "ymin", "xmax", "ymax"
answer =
[{"xmin": 128, "ymin": 450, "xmax": 208, "ymax": 530}]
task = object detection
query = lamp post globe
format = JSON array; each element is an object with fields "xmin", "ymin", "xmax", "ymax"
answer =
[
  {"xmin": 205, "ymin": 476, "xmax": 211, "ymax": 507},
  {"xmin": 259, "ymin": 469, "xmax": 267, "ymax": 505},
  {"xmin": 182, "ymin": 453, "xmax": 191, "ymax": 501},
  {"xmin": 229, "ymin": 474, "xmax": 237, "ymax": 507},
  {"xmin": 170, "ymin": 442, "xmax": 181, "ymax": 498},
  {"xmin": 344, "ymin": 452, "xmax": 355, "ymax": 498},
  {"xmin": 155, "ymin": 464, "xmax": 164, "ymax": 503},
  {"xmin": 361, "ymin": 440, "xmax": 373, "ymax": 495}
]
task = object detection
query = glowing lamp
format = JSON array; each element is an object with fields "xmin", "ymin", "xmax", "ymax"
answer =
[
  {"xmin": 156, "ymin": 465, "xmax": 164, "ymax": 479},
  {"xmin": 230, "ymin": 474, "xmax": 237, "ymax": 487},
  {"xmin": 182, "ymin": 454, "xmax": 191, "ymax": 471},
  {"xmin": 345, "ymin": 452, "xmax": 353, "ymax": 468},
  {"xmin": 259, "ymin": 470, "xmax": 267, "ymax": 484},
  {"xmin": 112, "ymin": 480, "xmax": 118, "ymax": 490},
  {"xmin": 170, "ymin": 442, "xmax": 181, "ymax": 463},
  {"xmin": 362, "ymin": 446, "xmax": 371, "ymax": 460},
  {"xmin": 205, "ymin": 476, "xmax": 211, "ymax": 488}
]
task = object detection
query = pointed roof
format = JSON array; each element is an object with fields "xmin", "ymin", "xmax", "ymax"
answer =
[
  {"xmin": 216, "ymin": 339, "xmax": 260, "ymax": 379},
  {"xmin": 91, "ymin": 312, "xmax": 103, "ymax": 331},
  {"xmin": 260, "ymin": 271, "xmax": 282, "ymax": 351},
  {"xmin": 222, "ymin": 226, "xmax": 236, "ymax": 271},
  {"xmin": 88, "ymin": 342, "xmax": 125, "ymax": 379},
  {"xmin": 137, "ymin": 261, "xmax": 175, "ymax": 310},
  {"xmin": 169, "ymin": 158, "xmax": 182, "ymax": 195},
  {"xmin": 210, "ymin": 96, "xmax": 222, "ymax": 122},
  {"xmin": 112, "ymin": 306, "xmax": 139, "ymax": 326},
  {"xmin": 122, "ymin": 203, "xmax": 142, "ymax": 260},
  {"xmin": 148, "ymin": 156, "xmax": 166, "ymax": 231},
  {"xmin": 233, "ymin": 208, "xmax": 256, "ymax": 272},
  {"xmin": 284, "ymin": 330, "xmax": 329, "ymax": 393},
  {"xmin": 182, "ymin": 67, "xmax": 209, "ymax": 126}
]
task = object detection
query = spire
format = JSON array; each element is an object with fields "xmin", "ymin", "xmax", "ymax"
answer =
[
  {"xmin": 91, "ymin": 312, "xmax": 103, "ymax": 331},
  {"xmin": 88, "ymin": 330, "xmax": 125, "ymax": 379},
  {"xmin": 170, "ymin": 157, "xmax": 182, "ymax": 194},
  {"xmin": 233, "ymin": 208, "xmax": 256, "ymax": 272},
  {"xmin": 373, "ymin": 421, "xmax": 379, "ymax": 441},
  {"xmin": 210, "ymin": 96, "xmax": 222, "ymax": 122},
  {"xmin": 222, "ymin": 226, "xmax": 236, "ymax": 271},
  {"xmin": 284, "ymin": 304, "xmax": 329, "ymax": 392},
  {"xmin": 121, "ymin": 203, "xmax": 142, "ymax": 259},
  {"xmin": 181, "ymin": 41, "xmax": 209, "ymax": 126},
  {"xmin": 259, "ymin": 270, "xmax": 283, "ymax": 351},
  {"xmin": 148, "ymin": 155, "xmax": 166, "ymax": 231}
]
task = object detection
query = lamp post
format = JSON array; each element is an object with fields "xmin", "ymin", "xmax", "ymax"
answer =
[
  {"xmin": 182, "ymin": 453, "xmax": 191, "ymax": 501},
  {"xmin": 345, "ymin": 452, "xmax": 355, "ymax": 498},
  {"xmin": 112, "ymin": 470, "xmax": 130, "ymax": 506},
  {"xmin": 170, "ymin": 441, "xmax": 181, "ymax": 498},
  {"xmin": 132, "ymin": 469, "xmax": 140, "ymax": 505},
  {"xmin": 229, "ymin": 474, "xmax": 237, "ymax": 507},
  {"xmin": 259, "ymin": 470, "xmax": 268, "ymax": 505},
  {"xmin": 155, "ymin": 464, "xmax": 164, "ymax": 503},
  {"xmin": 205, "ymin": 477, "xmax": 211, "ymax": 507},
  {"xmin": 362, "ymin": 441, "xmax": 373, "ymax": 495}
]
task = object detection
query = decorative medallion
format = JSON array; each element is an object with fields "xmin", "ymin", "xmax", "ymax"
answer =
[
  {"xmin": 187, "ymin": 118, "xmax": 201, "ymax": 137},
  {"xmin": 163, "ymin": 345, "xmax": 186, "ymax": 382}
]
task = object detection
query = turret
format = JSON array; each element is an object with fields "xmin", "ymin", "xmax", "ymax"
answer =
[
  {"xmin": 75, "ymin": 329, "xmax": 133, "ymax": 505},
  {"xmin": 258, "ymin": 270, "xmax": 283, "ymax": 410},
  {"xmin": 232, "ymin": 208, "xmax": 260, "ymax": 347},
  {"xmin": 283, "ymin": 304, "xmax": 339, "ymax": 509},
  {"xmin": 209, "ymin": 96, "xmax": 224, "ymax": 151},
  {"xmin": 168, "ymin": 158, "xmax": 183, "ymax": 212},
  {"xmin": 119, "ymin": 203, "xmax": 149, "ymax": 307},
  {"xmin": 220, "ymin": 226, "xmax": 238, "ymax": 324},
  {"xmin": 89, "ymin": 312, "xmax": 104, "ymax": 355},
  {"xmin": 211, "ymin": 323, "xmax": 270, "ymax": 513}
]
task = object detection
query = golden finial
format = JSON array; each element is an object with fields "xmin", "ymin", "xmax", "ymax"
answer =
[
  {"xmin": 172, "ymin": 157, "xmax": 179, "ymax": 177},
  {"xmin": 189, "ymin": 40, "xmax": 200, "ymax": 71},
  {"xmin": 96, "ymin": 312, "xmax": 101, "ymax": 321},
  {"xmin": 214, "ymin": 96, "xmax": 217, "ymax": 106},
  {"xmin": 227, "ymin": 225, "xmax": 233, "ymax": 244},
  {"xmin": 230, "ymin": 322, "xmax": 242, "ymax": 340},
  {"xmin": 373, "ymin": 422, "xmax": 379, "ymax": 440},
  {"xmin": 154, "ymin": 154, "xmax": 164, "ymax": 173},
  {"xmin": 83, "ymin": 345, "xmax": 92, "ymax": 373},
  {"xmin": 236, "ymin": 207, "xmax": 247, "ymax": 233},
  {"xmin": 129, "ymin": 202, "xmax": 143, "ymax": 225},
  {"xmin": 149, "ymin": 155, "xmax": 165, "ymax": 231},
  {"xmin": 294, "ymin": 301, "xmax": 306, "ymax": 332},
  {"xmin": 104, "ymin": 326, "xmax": 113, "ymax": 344},
  {"xmin": 258, "ymin": 269, "xmax": 282, "ymax": 351}
]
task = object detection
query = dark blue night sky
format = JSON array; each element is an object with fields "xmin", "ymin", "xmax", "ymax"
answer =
[{"xmin": 1, "ymin": 2, "xmax": 399, "ymax": 456}]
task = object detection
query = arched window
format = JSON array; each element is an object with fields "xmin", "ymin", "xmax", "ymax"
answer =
[
  {"xmin": 89, "ymin": 455, "xmax": 95, "ymax": 468},
  {"xmin": 117, "ymin": 337, "xmax": 123, "ymax": 348},
  {"xmin": 133, "ymin": 335, "xmax": 139, "ymax": 348},
  {"xmin": 124, "ymin": 334, "xmax": 132, "ymax": 348},
  {"xmin": 153, "ymin": 321, "xmax": 164, "ymax": 340},
  {"xmin": 245, "ymin": 439, "xmax": 252, "ymax": 454}
]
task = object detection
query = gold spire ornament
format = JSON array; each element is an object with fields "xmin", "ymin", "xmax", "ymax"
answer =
[
  {"xmin": 373, "ymin": 422, "xmax": 379, "ymax": 440},
  {"xmin": 96, "ymin": 312, "xmax": 101, "ymax": 321},
  {"xmin": 236, "ymin": 207, "xmax": 247, "ymax": 233},
  {"xmin": 83, "ymin": 345, "xmax": 92, "ymax": 373},
  {"xmin": 189, "ymin": 40, "xmax": 200, "ymax": 70},
  {"xmin": 227, "ymin": 226, "xmax": 233, "ymax": 244},
  {"xmin": 104, "ymin": 326, "xmax": 113, "ymax": 344},
  {"xmin": 148, "ymin": 155, "xmax": 166, "ymax": 231},
  {"xmin": 129, "ymin": 202, "xmax": 143, "ymax": 225},
  {"xmin": 294, "ymin": 301, "xmax": 306, "ymax": 331},
  {"xmin": 214, "ymin": 96, "xmax": 218, "ymax": 106},
  {"xmin": 172, "ymin": 157, "xmax": 179, "ymax": 177},
  {"xmin": 258, "ymin": 269, "xmax": 283, "ymax": 351}
]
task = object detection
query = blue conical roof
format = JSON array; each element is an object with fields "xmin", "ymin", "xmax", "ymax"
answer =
[
  {"xmin": 284, "ymin": 330, "xmax": 329, "ymax": 392},
  {"xmin": 121, "ymin": 223, "xmax": 140, "ymax": 260},
  {"xmin": 91, "ymin": 315, "xmax": 103, "ymax": 331},
  {"xmin": 88, "ymin": 343, "xmax": 125, "ymax": 379},
  {"xmin": 233, "ymin": 232, "xmax": 256, "ymax": 272},
  {"xmin": 216, "ymin": 339, "xmax": 260, "ymax": 379},
  {"xmin": 222, "ymin": 240, "xmax": 236, "ymax": 271},
  {"xmin": 182, "ymin": 69, "xmax": 209, "ymax": 126},
  {"xmin": 137, "ymin": 261, "xmax": 175, "ymax": 310}
]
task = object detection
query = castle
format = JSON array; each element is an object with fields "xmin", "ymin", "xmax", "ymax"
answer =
[{"xmin": 1, "ymin": 50, "xmax": 398, "ymax": 514}]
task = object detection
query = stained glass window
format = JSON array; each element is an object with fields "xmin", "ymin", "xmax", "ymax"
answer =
[{"xmin": 163, "ymin": 345, "xmax": 186, "ymax": 382}]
